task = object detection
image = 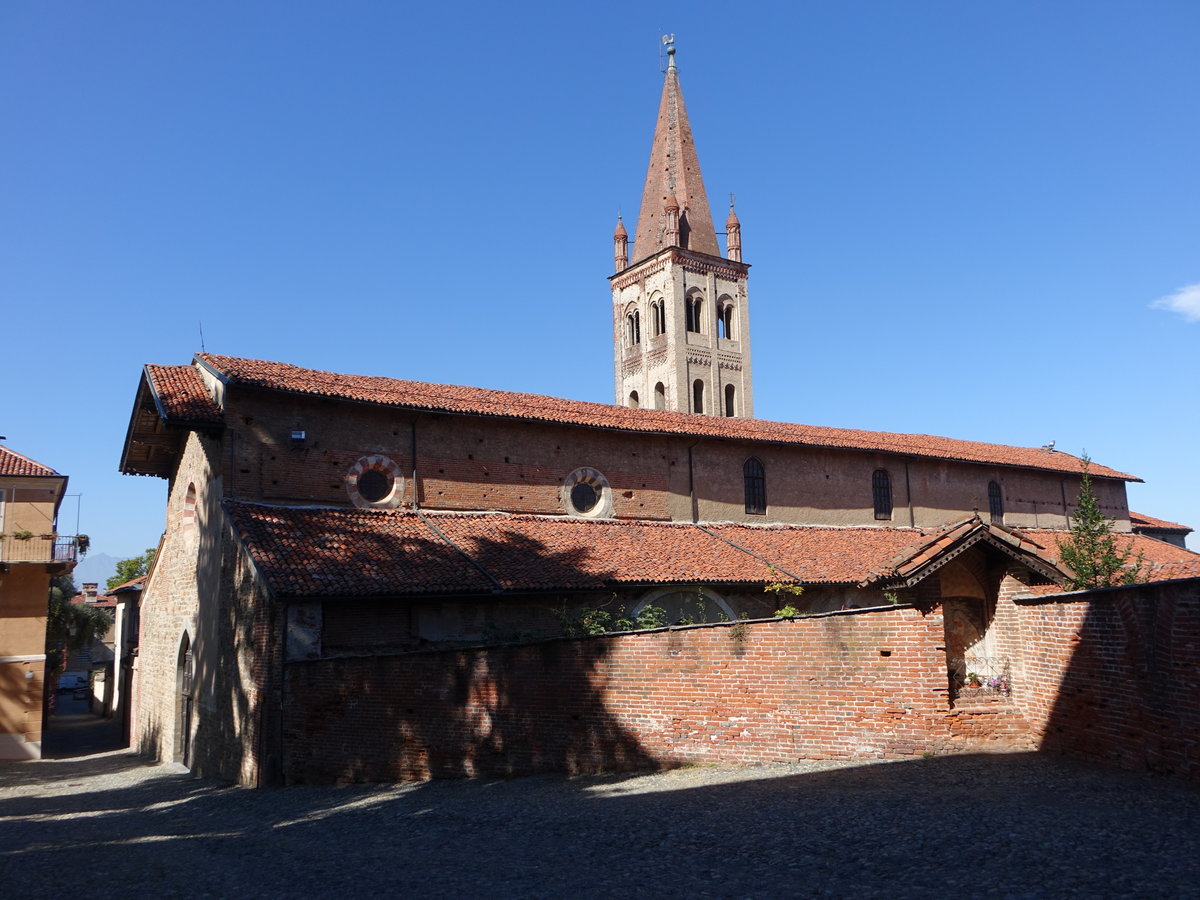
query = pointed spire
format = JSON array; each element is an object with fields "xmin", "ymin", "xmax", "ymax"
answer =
[
  {"xmin": 631, "ymin": 38, "xmax": 720, "ymax": 261},
  {"xmin": 613, "ymin": 214, "xmax": 629, "ymax": 272},
  {"xmin": 725, "ymin": 196, "xmax": 741, "ymax": 262}
]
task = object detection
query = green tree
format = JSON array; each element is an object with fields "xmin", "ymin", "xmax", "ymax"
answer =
[
  {"xmin": 1057, "ymin": 456, "xmax": 1145, "ymax": 590},
  {"xmin": 45, "ymin": 574, "xmax": 112, "ymax": 675},
  {"xmin": 106, "ymin": 547, "xmax": 156, "ymax": 590}
]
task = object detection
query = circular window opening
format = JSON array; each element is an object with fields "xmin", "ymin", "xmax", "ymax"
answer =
[
  {"xmin": 571, "ymin": 482, "xmax": 600, "ymax": 514},
  {"xmin": 357, "ymin": 468, "xmax": 392, "ymax": 503}
]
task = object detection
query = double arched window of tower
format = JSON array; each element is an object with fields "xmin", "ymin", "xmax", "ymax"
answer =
[
  {"xmin": 650, "ymin": 299, "xmax": 665, "ymax": 336},
  {"xmin": 685, "ymin": 295, "xmax": 703, "ymax": 333},
  {"xmin": 625, "ymin": 309, "xmax": 641, "ymax": 347},
  {"xmin": 717, "ymin": 300, "xmax": 734, "ymax": 340}
]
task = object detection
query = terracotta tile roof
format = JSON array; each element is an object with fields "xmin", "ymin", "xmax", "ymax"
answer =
[
  {"xmin": 1019, "ymin": 528, "xmax": 1200, "ymax": 583},
  {"xmin": 107, "ymin": 575, "xmax": 148, "ymax": 594},
  {"xmin": 196, "ymin": 354, "xmax": 1136, "ymax": 481},
  {"xmin": 1129, "ymin": 511, "xmax": 1193, "ymax": 534},
  {"xmin": 145, "ymin": 364, "xmax": 223, "ymax": 429},
  {"xmin": 0, "ymin": 445, "xmax": 59, "ymax": 477},
  {"xmin": 224, "ymin": 501, "xmax": 994, "ymax": 599},
  {"xmin": 226, "ymin": 499, "xmax": 1200, "ymax": 601}
]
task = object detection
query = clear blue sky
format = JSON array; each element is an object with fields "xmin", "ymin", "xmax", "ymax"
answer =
[{"xmin": 2, "ymin": 0, "xmax": 1197, "ymax": 571}]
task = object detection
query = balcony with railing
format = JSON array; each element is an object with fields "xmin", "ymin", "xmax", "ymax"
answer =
[{"xmin": 0, "ymin": 533, "xmax": 80, "ymax": 565}]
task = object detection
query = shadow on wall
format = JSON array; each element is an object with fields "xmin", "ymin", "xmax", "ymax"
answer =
[
  {"xmin": 283, "ymin": 530, "xmax": 655, "ymax": 784},
  {"xmin": 1035, "ymin": 578, "xmax": 1200, "ymax": 779}
]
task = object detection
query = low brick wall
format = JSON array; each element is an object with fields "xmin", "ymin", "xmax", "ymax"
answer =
[
  {"xmin": 1012, "ymin": 578, "xmax": 1200, "ymax": 779},
  {"xmin": 282, "ymin": 604, "xmax": 1036, "ymax": 784}
]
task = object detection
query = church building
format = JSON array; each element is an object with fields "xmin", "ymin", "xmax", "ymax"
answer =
[{"xmin": 118, "ymin": 42, "xmax": 1198, "ymax": 785}]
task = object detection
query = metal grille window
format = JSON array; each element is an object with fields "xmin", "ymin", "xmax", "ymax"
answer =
[
  {"xmin": 744, "ymin": 457, "xmax": 767, "ymax": 515},
  {"xmin": 872, "ymin": 469, "xmax": 892, "ymax": 520},
  {"xmin": 988, "ymin": 480, "xmax": 1004, "ymax": 523}
]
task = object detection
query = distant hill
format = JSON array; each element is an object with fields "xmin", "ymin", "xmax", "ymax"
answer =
[{"xmin": 73, "ymin": 553, "xmax": 119, "ymax": 590}]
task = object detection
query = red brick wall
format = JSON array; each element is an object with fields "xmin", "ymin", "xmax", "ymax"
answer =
[
  {"xmin": 281, "ymin": 605, "xmax": 1036, "ymax": 784},
  {"xmin": 1011, "ymin": 579, "xmax": 1200, "ymax": 778}
]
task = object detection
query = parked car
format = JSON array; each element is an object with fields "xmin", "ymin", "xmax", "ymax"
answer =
[{"xmin": 57, "ymin": 672, "xmax": 88, "ymax": 693}]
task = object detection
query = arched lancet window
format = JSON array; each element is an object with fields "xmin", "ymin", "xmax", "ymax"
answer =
[
  {"xmin": 988, "ymin": 480, "xmax": 1004, "ymax": 523},
  {"xmin": 625, "ymin": 310, "xmax": 641, "ymax": 347},
  {"xmin": 724, "ymin": 384, "xmax": 736, "ymax": 417},
  {"xmin": 654, "ymin": 382, "xmax": 666, "ymax": 410},
  {"xmin": 685, "ymin": 294, "xmax": 703, "ymax": 333},
  {"xmin": 717, "ymin": 300, "xmax": 734, "ymax": 340},
  {"xmin": 744, "ymin": 457, "xmax": 766, "ymax": 515},
  {"xmin": 692, "ymin": 379, "xmax": 705, "ymax": 414},
  {"xmin": 182, "ymin": 483, "xmax": 197, "ymax": 529},
  {"xmin": 650, "ymin": 299, "xmax": 665, "ymax": 336},
  {"xmin": 628, "ymin": 390, "xmax": 639, "ymax": 409},
  {"xmin": 872, "ymin": 469, "xmax": 893, "ymax": 520}
]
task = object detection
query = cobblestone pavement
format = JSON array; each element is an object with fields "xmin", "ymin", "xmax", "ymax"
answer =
[{"xmin": 2, "ymin": 749, "xmax": 1199, "ymax": 898}]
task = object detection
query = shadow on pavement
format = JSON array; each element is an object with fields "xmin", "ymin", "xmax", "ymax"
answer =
[
  {"xmin": 41, "ymin": 693, "xmax": 127, "ymax": 760},
  {"xmin": 1, "ymin": 751, "xmax": 1198, "ymax": 897}
]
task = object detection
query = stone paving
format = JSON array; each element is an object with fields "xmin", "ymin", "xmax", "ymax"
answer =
[{"xmin": 3, "ymin": 731, "xmax": 1199, "ymax": 899}]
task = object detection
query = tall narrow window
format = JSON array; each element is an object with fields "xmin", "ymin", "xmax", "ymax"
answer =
[
  {"xmin": 651, "ymin": 300, "xmax": 665, "ymax": 336},
  {"xmin": 724, "ymin": 384, "xmax": 736, "ymax": 417},
  {"xmin": 692, "ymin": 379, "xmax": 705, "ymax": 414},
  {"xmin": 686, "ymin": 295, "xmax": 703, "ymax": 333},
  {"xmin": 719, "ymin": 304, "xmax": 734, "ymax": 340},
  {"xmin": 988, "ymin": 481, "xmax": 1004, "ymax": 523},
  {"xmin": 744, "ymin": 457, "xmax": 766, "ymax": 515},
  {"xmin": 872, "ymin": 469, "xmax": 893, "ymax": 520},
  {"xmin": 654, "ymin": 382, "xmax": 666, "ymax": 410}
]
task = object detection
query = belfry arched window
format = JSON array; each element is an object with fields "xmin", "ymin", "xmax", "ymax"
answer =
[
  {"xmin": 654, "ymin": 382, "xmax": 666, "ymax": 410},
  {"xmin": 724, "ymin": 384, "xmax": 736, "ymax": 417},
  {"xmin": 988, "ymin": 480, "xmax": 1004, "ymax": 523},
  {"xmin": 872, "ymin": 469, "xmax": 893, "ymax": 521},
  {"xmin": 718, "ymin": 301, "xmax": 734, "ymax": 340},
  {"xmin": 685, "ymin": 294, "xmax": 703, "ymax": 333},
  {"xmin": 692, "ymin": 379, "xmax": 705, "ymax": 414},
  {"xmin": 625, "ymin": 310, "xmax": 641, "ymax": 347},
  {"xmin": 628, "ymin": 390, "xmax": 639, "ymax": 409},
  {"xmin": 651, "ymin": 299, "xmax": 665, "ymax": 336},
  {"xmin": 744, "ymin": 457, "xmax": 766, "ymax": 515}
]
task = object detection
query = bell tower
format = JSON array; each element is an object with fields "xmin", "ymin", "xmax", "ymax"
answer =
[{"xmin": 610, "ymin": 36, "xmax": 753, "ymax": 418}]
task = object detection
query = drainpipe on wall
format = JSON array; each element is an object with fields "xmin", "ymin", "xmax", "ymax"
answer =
[
  {"xmin": 410, "ymin": 420, "xmax": 419, "ymax": 511},
  {"xmin": 687, "ymin": 441, "xmax": 699, "ymax": 523}
]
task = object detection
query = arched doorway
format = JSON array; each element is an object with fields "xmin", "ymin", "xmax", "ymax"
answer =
[{"xmin": 175, "ymin": 633, "xmax": 194, "ymax": 767}]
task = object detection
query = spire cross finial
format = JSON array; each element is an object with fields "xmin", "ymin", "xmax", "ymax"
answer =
[{"xmin": 729, "ymin": 192, "xmax": 736, "ymax": 209}]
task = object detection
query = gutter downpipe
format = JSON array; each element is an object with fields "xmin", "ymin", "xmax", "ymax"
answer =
[{"xmin": 410, "ymin": 420, "xmax": 419, "ymax": 511}]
